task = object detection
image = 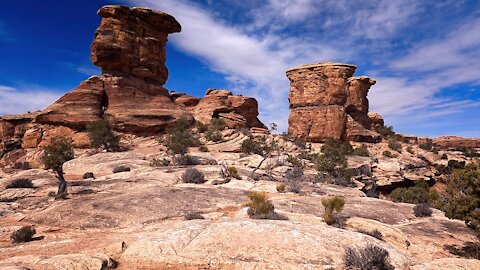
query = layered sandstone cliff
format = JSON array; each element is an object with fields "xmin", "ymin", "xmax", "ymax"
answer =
[
  {"xmin": 0, "ymin": 5, "xmax": 266, "ymax": 157},
  {"xmin": 287, "ymin": 62, "xmax": 382, "ymax": 143}
]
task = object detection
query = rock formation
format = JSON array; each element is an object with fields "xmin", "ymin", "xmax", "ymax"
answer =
[
  {"xmin": 0, "ymin": 5, "xmax": 266, "ymax": 160},
  {"xmin": 287, "ymin": 62, "xmax": 382, "ymax": 143}
]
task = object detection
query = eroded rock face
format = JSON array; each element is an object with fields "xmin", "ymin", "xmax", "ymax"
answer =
[
  {"xmin": 287, "ymin": 62, "xmax": 381, "ymax": 142},
  {"xmin": 91, "ymin": 5, "xmax": 181, "ymax": 84}
]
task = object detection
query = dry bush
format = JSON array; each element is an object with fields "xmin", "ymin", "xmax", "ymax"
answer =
[
  {"xmin": 185, "ymin": 212, "xmax": 205, "ymax": 220},
  {"xmin": 181, "ymin": 168, "xmax": 206, "ymax": 184},
  {"xmin": 413, "ymin": 203, "xmax": 433, "ymax": 217},
  {"xmin": 112, "ymin": 165, "xmax": 130, "ymax": 173},
  {"xmin": 344, "ymin": 244, "xmax": 394, "ymax": 270},
  {"xmin": 11, "ymin": 226, "xmax": 36, "ymax": 243},
  {"xmin": 6, "ymin": 178, "xmax": 33, "ymax": 189}
]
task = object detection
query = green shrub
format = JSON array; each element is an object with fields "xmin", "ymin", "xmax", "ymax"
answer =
[
  {"xmin": 240, "ymin": 138, "xmax": 264, "ymax": 155},
  {"xmin": 406, "ymin": 146, "xmax": 414, "ymax": 154},
  {"xmin": 205, "ymin": 129, "xmax": 223, "ymax": 142},
  {"xmin": 6, "ymin": 178, "xmax": 33, "ymax": 189},
  {"xmin": 150, "ymin": 158, "xmax": 170, "ymax": 167},
  {"xmin": 196, "ymin": 121, "xmax": 209, "ymax": 133},
  {"xmin": 322, "ymin": 196, "xmax": 345, "ymax": 225},
  {"xmin": 439, "ymin": 161, "xmax": 480, "ymax": 236},
  {"xmin": 441, "ymin": 153, "xmax": 448, "ymax": 160},
  {"xmin": 388, "ymin": 139, "xmax": 402, "ymax": 152},
  {"xmin": 414, "ymin": 203, "xmax": 433, "ymax": 217},
  {"xmin": 315, "ymin": 138, "xmax": 352, "ymax": 186},
  {"xmin": 287, "ymin": 155, "xmax": 302, "ymax": 167},
  {"xmin": 344, "ymin": 244, "xmax": 394, "ymax": 270},
  {"xmin": 419, "ymin": 138, "xmax": 437, "ymax": 152},
  {"xmin": 82, "ymin": 172, "xmax": 94, "ymax": 179},
  {"xmin": 174, "ymin": 154, "xmax": 196, "ymax": 165},
  {"xmin": 322, "ymin": 137, "xmax": 354, "ymax": 156},
  {"xmin": 375, "ymin": 125, "xmax": 396, "ymax": 139},
  {"xmin": 181, "ymin": 168, "xmax": 206, "ymax": 184},
  {"xmin": 389, "ymin": 181, "xmax": 432, "ymax": 204},
  {"xmin": 199, "ymin": 145, "xmax": 209, "ymax": 152},
  {"xmin": 382, "ymin": 150, "xmax": 397, "ymax": 158},
  {"xmin": 11, "ymin": 226, "xmax": 36, "ymax": 243},
  {"xmin": 42, "ymin": 137, "xmax": 74, "ymax": 197},
  {"xmin": 210, "ymin": 118, "xmax": 227, "ymax": 131},
  {"xmin": 87, "ymin": 120, "xmax": 120, "ymax": 152},
  {"xmin": 161, "ymin": 116, "xmax": 199, "ymax": 155},
  {"xmin": 353, "ymin": 145, "xmax": 370, "ymax": 157}
]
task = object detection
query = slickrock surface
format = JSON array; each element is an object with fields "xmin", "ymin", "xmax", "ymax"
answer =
[
  {"xmin": 1, "ymin": 134, "xmax": 479, "ymax": 269},
  {"xmin": 287, "ymin": 62, "xmax": 381, "ymax": 143}
]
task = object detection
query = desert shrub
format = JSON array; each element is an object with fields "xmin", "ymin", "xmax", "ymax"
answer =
[
  {"xmin": 205, "ymin": 129, "xmax": 223, "ymax": 142},
  {"xmin": 456, "ymin": 147, "xmax": 480, "ymax": 158},
  {"xmin": 10, "ymin": 226, "xmax": 36, "ymax": 243},
  {"xmin": 281, "ymin": 131, "xmax": 292, "ymax": 141},
  {"xmin": 406, "ymin": 146, "xmax": 414, "ymax": 154},
  {"xmin": 315, "ymin": 138, "xmax": 353, "ymax": 186},
  {"xmin": 322, "ymin": 196, "xmax": 345, "ymax": 225},
  {"xmin": 12, "ymin": 161, "xmax": 30, "ymax": 170},
  {"xmin": 414, "ymin": 203, "xmax": 433, "ymax": 217},
  {"xmin": 82, "ymin": 172, "xmax": 95, "ymax": 179},
  {"xmin": 344, "ymin": 244, "xmax": 394, "ymax": 270},
  {"xmin": 388, "ymin": 139, "xmax": 402, "ymax": 152},
  {"xmin": 184, "ymin": 212, "xmax": 205, "ymax": 220},
  {"xmin": 174, "ymin": 154, "xmax": 196, "ymax": 165},
  {"xmin": 181, "ymin": 168, "xmax": 206, "ymax": 184},
  {"xmin": 240, "ymin": 138, "xmax": 264, "ymax": 155},
  {"xmin": 196, "ymin": 121, "xmax": 209, "ymax": 133},
  {"xmin": 42, "ymin": 137, "xmax": 75, "ymax": 197},
  {"xmin": 287, "ymin": 155, "xmax": 302, "ymax": 167},
  {"xmin": 353, "ymin": 145, "xmax": 370, "ymax": 157},
  {"xmin": 161, "ymin": 116, "xmax": 199, "ymax": 155},
  {"xmin": 441, "ymin": 153, "xmax": 448, "ymax": 159},
  {"xmin": 227, "ymin": 166, "xmax": 241, "ymax": 179},
  {"xmin": 419, "ymin": 138, "xmax": 438, "ymax": 152},
  {"xmin": 438, "ymin": 161, "xmax": 480, "ymax": 236},
  {"xmin": 444, "ymin": 242, "xmax": 480, "ymax": 260},
  {"xmin": 87, "ymin": 120, "xmax": 120, "ymax": 152},
  {"xmin": 375, "ymin": 125, "xmax": 396, "ymax": 139},
  {"xmin": 112, "ymin": 165, "xmax": 130, "ymax": 173},
  {"xmin": 382, "ymin": 150, "xmax": 397, "ymax": 158},
  {"xmin": 150, "ymin": 158, "xmax": 170, "ymax": 167},
  {"xmin": 357, "ymin": 229, "xmax": 383, "ymax": 241},
  {"xmin": 199, "ymin": 145, "xmax": 209, "ymax": 152},
  {"xmin": 276, "ymin": 183, "xmax": 286, "ymax": 193},
  {"xmin": 389, "ymin": 181, "xmax": 431, "ymax": 204},
  {"xmin": 6, "ymin": 178, "xmax": 33, "ymax": 189},
  {"xmin": 246, "ymin": 191, "xmax": 274, "ymax": 218},
  {"xmin": 210, "ymin": 118, "xmax": 227, "ymax": 131},
  {"xmin": 285, "ymin": 166, "xmax": 303, "ymax": 193}
]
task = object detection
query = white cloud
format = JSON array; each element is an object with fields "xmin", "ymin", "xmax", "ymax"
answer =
[{"xmin": 0, "ymin": 85, "xmax": 60, "ymax": 115}]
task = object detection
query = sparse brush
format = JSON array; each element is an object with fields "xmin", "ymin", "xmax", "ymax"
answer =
[
  {"xmin": 353, "ymin": 145, "xmax": 370, "ymax": 157},
  {"xmin": 112, "ymin": 165, "xmax": 130, "ymax": 173},
  {"xmin": 382, "ymin": 150, "xmax": 397, "ymax": 158},
  {"xmin": 181, "ymin": 168, "xmax": 206, "ymax": 184},
  {"xmin": 246, "ymin": 191, "xmax": 275, "ymax": 218},
  {"xmin": 10, "ymin": 226, "xmax": 36, "ymax": 243},
  {"xmin": 150, "ymin": 158, "xmax": 170, "ymax": 167},
  {"xmin": 322, "ymin": 196, "xmax": 345, "ymax": 225},
  {"xmin": 185, "ymin": 212, "xmax": 205, "ymax": 220},
  {"xmin": 227, "ymin": 166, "xmax": 241, "ymax": 179},
  {"xmin": 199, "ymin": 145, "xmax": 209, "ymax": 152},
  {"xmin": 388, "ymin": 139, "xmax": 402, "ymax": 152},
  {"xmin": 6, "ymin": 178, "xmax": 33, "ymax": 189},
  {"xmin": 413, "ymin": 203, "xmax": 433, "ymax": 217},
  {"xmin": 357, "ymin": 229, "xmax": 383, "ymax": 241},
  {"xmin": 344, "ymin": 244, "xmax": 394, "ymax": 270}
]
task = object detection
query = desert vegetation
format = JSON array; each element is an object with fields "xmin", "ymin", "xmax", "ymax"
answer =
[{"xmin": 42, "ymin": 137, "xmax": 74, "ymax": 198}]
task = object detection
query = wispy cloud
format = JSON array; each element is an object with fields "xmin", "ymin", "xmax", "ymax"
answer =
[
  {"xmin": 0, "ymin": 85, "xmax": 60, "ymax": 115},
  {"xmin": 126, "ymin": 0, "xmax": 479, "ymax": 136}
]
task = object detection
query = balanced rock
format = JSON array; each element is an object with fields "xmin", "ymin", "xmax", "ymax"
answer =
[{"xmin": 287, "ymin": 62, "xmax": 381, "ymax": 142}]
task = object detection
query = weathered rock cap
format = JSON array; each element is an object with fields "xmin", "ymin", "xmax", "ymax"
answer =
[
  {"xmin": 348, "ymin": 76, "xmax": 377, "ymax": 85},
  {"xmin": 98, "ymin": 5, "xmax": 181, "ymax": 33},
  {"xmin": 286, "ymin": 62, "xmax": 357, "ymax": 73}
]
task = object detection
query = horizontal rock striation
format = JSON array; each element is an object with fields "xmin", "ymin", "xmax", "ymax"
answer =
[{"xmin": 287, "ymin": 62, "xmax": 381, "ymax": 143}]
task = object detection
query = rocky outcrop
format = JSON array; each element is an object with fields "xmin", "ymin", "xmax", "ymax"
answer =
[
  {"xmin": 433, "ymin": 136, "xmax": 480, "ymax": 149},
  {"xmin": 287, "ymin": 62, "xmax": 381, "ymax": 143},
  {"xmin": 0, "ymin": 5, "xmax": 266, "ymax": 160}
]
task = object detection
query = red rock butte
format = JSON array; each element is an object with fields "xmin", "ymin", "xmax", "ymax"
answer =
[
  {"xmin": 0, "ymin": 5, "xmax": 267, "ymax": 151},
  {"xmin": 287, "ymin": 62, "xmax": 382, "ymax": 143}
]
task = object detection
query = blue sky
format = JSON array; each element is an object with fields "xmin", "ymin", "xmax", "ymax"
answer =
[{"xmin": 1, "ymin": 0, "xmax": 479, "ymax": 137}]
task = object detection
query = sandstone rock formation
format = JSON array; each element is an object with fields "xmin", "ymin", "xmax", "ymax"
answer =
[
  {"xmin": 0, "ymin": 5, "xmax": 266, "ymax": 164},
  {"xmin": 287, "ymin": 62, "xmax": 382, "ymax": 143}
]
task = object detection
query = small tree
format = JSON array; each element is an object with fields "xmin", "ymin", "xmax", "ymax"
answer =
[
  {"xmin": 87, "ymin": 120, "xmax": 119, "ymax": 152},
  {"xmin": 42, "ymin": 138, "xmax": 74, "ymax": 198},
  {"xmin": 315, "ymin": 138, "xmax": 353, "ymax": 186},
  {"xmin": 160, "ymin": 116, "xmax": 200, "ymax": 164},
  {"xmin": 322, "ymin": 196, "xmax": 345, "ymax": 225}
]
